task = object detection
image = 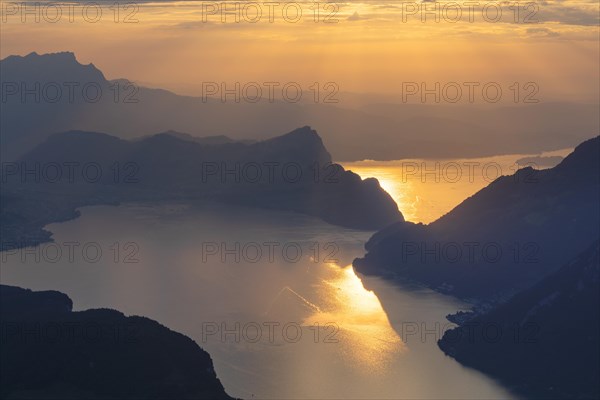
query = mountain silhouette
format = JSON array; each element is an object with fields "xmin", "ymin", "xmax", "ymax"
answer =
[
  {"xmin": 1, "ymin": 127, "xmax": 402, "ymax": 249},
  {"xmin": 354, "ymin": 136, "xmax": 600, "ymax": 301},
  {"xmin": 2, "ymin": 51, "xmax": 598, "ymax": 161},
  {"xmin": 0, "ymin": 285, "xmax": 235, "ymax": 399},
  {"xmin": 438, "ymin": 240, "xmax": 599, "ymax": 399}
]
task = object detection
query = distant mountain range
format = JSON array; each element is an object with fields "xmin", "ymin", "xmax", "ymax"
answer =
[
  {"xmin": 1, "ymin": 126, "xmax": 402, "ymax": 248},
  {"xmin": 0, "ymin": 285, "xmax": 235, "ymax": 399},
  {"xmin": 134, "ymin": 131, "xmax": 256, "ymax": 146},
  {"xmin": 2, "ymin": 52, "xmax": 598, "ymax": 161},
  {"xmin": 438, "ymin": 240, "xmax": 599, "ymax": 399},
  {"xmin": 354, "ymin": 136, "xmax": 600, "ymax": 301}
]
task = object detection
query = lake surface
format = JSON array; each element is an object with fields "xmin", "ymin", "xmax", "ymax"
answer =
[{"xmin": 0, "ymin": 203, "xmax": 514, "ymax": 399}]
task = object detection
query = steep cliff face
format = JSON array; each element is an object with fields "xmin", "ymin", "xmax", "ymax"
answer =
[
  {"xmin": 438, "ymin": 241, "xmax": 600, "ymax": 400},
  {"xmin": 0, "ymin": 285, "xmax": 235, "ymax": 399},
  {"xmin": 354, "ymin": 136, "xmax": 600, "ymax": 300}
]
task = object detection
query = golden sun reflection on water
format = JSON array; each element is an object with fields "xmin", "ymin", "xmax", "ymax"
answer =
[
  {"xmin": 342, "ymin": 151, "xmax": 570, "ymax": 224},
  {"xmin": 342, "ymin": 163, "xmax": 478, "ymax": 224},
  {"xmin": 304, "ymin": 264, "xmax": 405, "ymax": 369}
]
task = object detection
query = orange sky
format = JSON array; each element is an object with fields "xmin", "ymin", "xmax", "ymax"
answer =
[{"xmin": 1, "ymin": 1, "xmax": 598, "ymax": 102}]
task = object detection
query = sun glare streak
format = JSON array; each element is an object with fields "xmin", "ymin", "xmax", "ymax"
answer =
[{"xmin": 305, "ymin": 264, "xmax": 405, "ymax": 369}]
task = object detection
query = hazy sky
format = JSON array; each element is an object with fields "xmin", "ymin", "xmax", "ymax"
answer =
[{"xmin": 1, "ymin": 0, "xmax": 599, "ymax": 103}]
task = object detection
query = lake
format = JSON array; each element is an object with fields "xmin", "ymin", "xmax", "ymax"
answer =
[{"xmin": 0, "ymin": 202, "xmax": 514, "ymax": 399}]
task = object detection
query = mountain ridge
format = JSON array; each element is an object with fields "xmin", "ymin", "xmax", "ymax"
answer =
[
  {"xmin": 1, "ymin": 127, "xmax": 402, "ymax": 250},
  {"xmin": 0, "ymin": 284, "xmax": 235, "ymax": 399},
  {"xmin": 354, "ymin": 135, "xmax": 600, "ymax": 301},
  {"xmin": 2, "ymin": 51, "xmax": 598, "ymax": 161},
  {"xmin": 437, "ymin": 240, "xmax": 600, "ymax": 399}
]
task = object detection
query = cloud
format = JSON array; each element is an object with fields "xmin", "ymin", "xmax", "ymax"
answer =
[
  {"xmin": 537, "ymin": 3, "xmax": 600, "ymax": 26},
  {"xmin": 526, "ymin": 27, "xmax": 561, "ymax": 37}
]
